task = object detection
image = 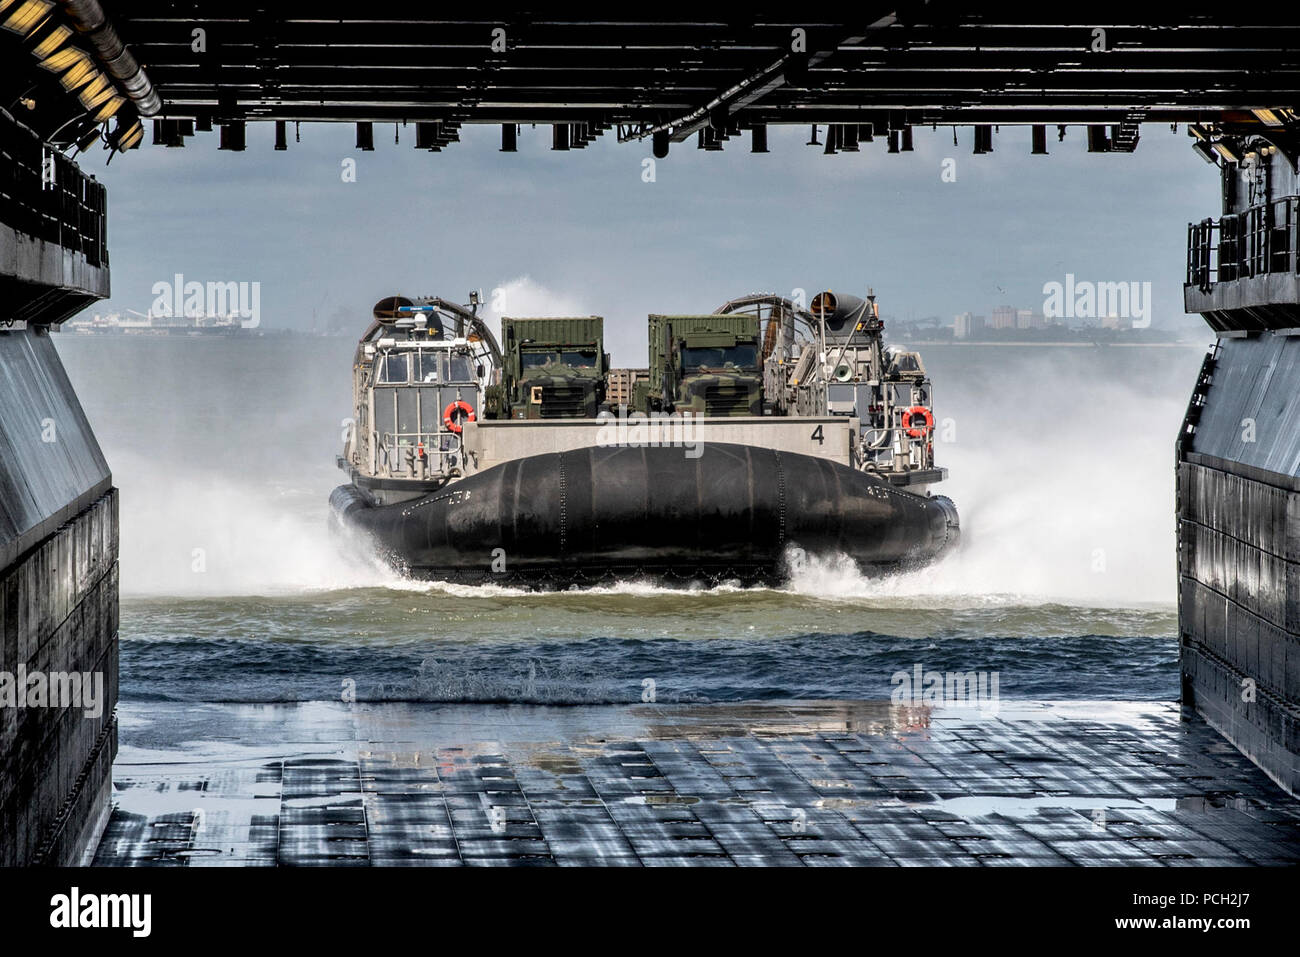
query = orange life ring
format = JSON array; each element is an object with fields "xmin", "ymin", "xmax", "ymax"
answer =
[
  {"xmin": 443, "ymin": 400, "xmax": 476, "ymax": 434},
  {"xmin": 903, "ymin": 405, "xmax": 934, "ymax": 439}
]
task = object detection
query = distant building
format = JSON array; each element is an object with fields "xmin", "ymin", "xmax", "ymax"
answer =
[
  {"xmin": 1016, "ymin": 308, "xmax": 1045, "ymax": 329},
  {"xmin": 991, "ymin": 305, "xmax": 1017, "ymax": 330},
  {"xmin": 1101, "ymin": 314, "xmax": 1132, "ymax": 330},
  {"xmin": 952, "ymin": 312, "xmax": 989, "ymax": 339}
]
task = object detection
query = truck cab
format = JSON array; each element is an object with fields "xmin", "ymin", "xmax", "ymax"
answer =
[
  {"xmin": 500, "ymin": 316, "xmax": 609, "ymax": 418},
  {"xmin": 643, "ymin": 314, "xmax": 763, "ymax": 416}
]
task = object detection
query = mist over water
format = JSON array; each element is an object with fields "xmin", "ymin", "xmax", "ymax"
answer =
[
  {"xmin": 860, "ymin": 343, "xmax": 1209, "ymax": 606},
  {"xmin": 107, "ymin": 451, "xmax": 392, "ymax": 595},
  {"xmin": 54, "ymin": 330, "xmax": 1204, "ymax": 703}
]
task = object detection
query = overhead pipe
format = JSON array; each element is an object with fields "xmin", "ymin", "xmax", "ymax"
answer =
[
  {"xmin": 60, "ymin": 0, "xmax": 162, "ymax": 116},
  {"xmin": 628, "ymin": 15, "xmax": 897, "ymax": 145}
]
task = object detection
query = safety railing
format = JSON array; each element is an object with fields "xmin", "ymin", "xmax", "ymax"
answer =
[
  {"xmin": 1187, "ymin": 196, "xmax": 1299, "ymax": 292},
  {"xmin": 374, "ymin": 430, "xmax": 463, "ymax": 478},
  {"xmin": 859, "ymin": 406, "xmax": 936, "ymax": 472},
  {"xmin": 0, "ymin": 110, "xmax": 108, "ymax": 268}
]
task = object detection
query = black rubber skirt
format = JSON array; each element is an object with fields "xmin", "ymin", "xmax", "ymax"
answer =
[{"xmin": 330, "ymin": 442, "xmax": 959, "ymax": 586}]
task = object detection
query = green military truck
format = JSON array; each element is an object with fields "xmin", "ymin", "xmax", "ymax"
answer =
[
  {"xmin": 492, "ymin": 316, "xmax": 609, "ymax": 419},
  {"xmin": 637, "ymin": 313, "xmax": 763, "ymax": 416}
]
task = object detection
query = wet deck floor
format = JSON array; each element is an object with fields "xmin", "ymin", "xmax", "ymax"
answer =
[{"xmin": 94, "ymin": 700, "xmax": 1300, "ymax": 866}]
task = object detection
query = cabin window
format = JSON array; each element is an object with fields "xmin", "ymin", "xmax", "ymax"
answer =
[
  {"xmin": 396, "ymin": 388, "xmax": 419, "ymax": 436},
  {"xmin": 448, "ymin": 355, "xmax": 473, "ymax": 381},
  {"xmin": 415, "ymin": 353, "xmax": 442, "ymax": 383},
  {"xmin": 419, "ymin": 390, "xmax": 442, "ymax": 433},
  {"xmin": 560, "ymin": 350, "xmax": 597, "ymax": 368},
  {"xmin": 374, "ymin": 389, "xmax": 396, "ymax": 437},
  {"xmin": 681, "ymin": 343, "xmax": 758, "ymax": 370},
  {"xmin": 377, "ymin": 354, "xmax": 409, "ymax": 383}
]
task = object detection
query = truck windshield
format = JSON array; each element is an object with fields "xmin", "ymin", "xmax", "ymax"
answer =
[
  {"xmin": 681, "ymin": 343, "xmax": 757, "ymax": 369},
  {"xmin": 560, "ymin": 350, "xmax": 597, "ymax": 368},
  {"xmin": 521, "ymin": 352, "xmax": 553, "ymax": 369}
]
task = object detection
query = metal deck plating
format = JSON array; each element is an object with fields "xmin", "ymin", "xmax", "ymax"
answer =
[{"xmin": 93, "ymin": 700, "xmax": 1300, "ymax": 866}]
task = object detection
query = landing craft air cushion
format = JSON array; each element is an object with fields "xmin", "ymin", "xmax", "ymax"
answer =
[{"xmin": 330, "ymin": 289, "xmax": 960, "ymax": 585}]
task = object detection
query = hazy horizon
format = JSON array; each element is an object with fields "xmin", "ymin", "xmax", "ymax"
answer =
[{"xmin": 79, "ymin": 121, "xmax": 1219, "ymax": 365}]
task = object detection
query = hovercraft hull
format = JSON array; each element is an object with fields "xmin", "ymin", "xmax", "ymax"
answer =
[{"xmin": 330, "ymin": 442, "xmax": 959, "ymax": 586}]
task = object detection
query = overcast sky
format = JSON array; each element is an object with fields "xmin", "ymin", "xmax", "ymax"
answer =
[{"xmin": 79, "ymin": 121, "xmax": 1219, "ymax": 365}]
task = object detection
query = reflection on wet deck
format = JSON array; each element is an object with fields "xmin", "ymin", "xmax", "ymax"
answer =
[{"xmin": 94, "ymin": 700, "xmax": 1300, "ymax": 866}]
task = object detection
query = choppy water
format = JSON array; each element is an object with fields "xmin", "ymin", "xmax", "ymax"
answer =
[
  {"xmin": 120, "ymin": 582, "xmax": 1177, "ymax": 704},
  {"xmin": 55, "ymin": 335, "xmax": 1207, "ymax": 706}
]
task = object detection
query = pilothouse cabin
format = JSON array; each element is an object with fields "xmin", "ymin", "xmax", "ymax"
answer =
[{"xmin": 340, "ymin": 295, "xmax": 501, "ymax": 504}]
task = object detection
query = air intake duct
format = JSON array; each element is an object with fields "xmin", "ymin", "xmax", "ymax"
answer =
[
  {"xmin": 809, "ymin": 290, "xmax": 869, "ymax": 338},
  {"xmin": 373, "ymin": 296, "xmax": 415, "ymax": 323}
]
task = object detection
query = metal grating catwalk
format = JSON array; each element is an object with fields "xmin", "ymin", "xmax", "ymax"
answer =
[{"xmin": 94, "ymin": 700, "xmax": 1300, "ymax": 866}]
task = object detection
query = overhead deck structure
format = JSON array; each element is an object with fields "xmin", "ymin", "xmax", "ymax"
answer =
[
  {"xmin": 1, "ymin": 6, "xmax": 1299, "ymax": 868},
  {"xmin": 2, "ymin": 8, "xmax": 1299, "ymax": 157}
]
